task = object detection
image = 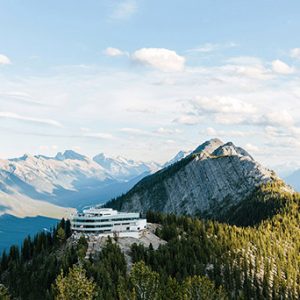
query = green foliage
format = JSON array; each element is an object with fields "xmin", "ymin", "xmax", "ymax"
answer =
[
  {"xmin": 182, "ymin": 276, "xmax": 227, "ymax": 300},
  {"xmin": 0, "ymin": 219, "xmax": 77, "ymax": 299},
  {"xmin": 84, "ymin": 237, "xmax": 127, "ymax": 299},
  {"xmin": 56, "ymin": 228, "xmax": 66, "ymax": 245},
  {"xmin": 53, "ymin": 265, "xmax": 97, "ymax": 300},
  {"xmin": 1, "ymin": 182, "xmax": 300, "ymax": 299},
  {"xmin": 117, "ymin": 261, "xmax": 224, "ymax": 300},
  {"xmin": 129, "ymin": 261, "xmax": 159, "ymax": 300},
  {"xmin": 0, "ymin": 284, "xmax": 10, "ymax": 300},
  {"xmin": 77, "ymin": 235, "xmax": 88, "ymax": 260},
  {"xmin": 217, "ymin": 181, "xmax": 294, "ymax": 226},
  {"xmin": 143, "ymin": 188, "xmax": 300, "ymax": 299}
]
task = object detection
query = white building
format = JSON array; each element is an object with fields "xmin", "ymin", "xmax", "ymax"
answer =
[{"xmin": 70, "ymin": 207, "xmax": 147, "ymax": 238}]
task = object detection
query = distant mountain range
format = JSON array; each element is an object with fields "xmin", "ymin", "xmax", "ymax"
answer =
[
  {"xmin": 93, "ymin": 153, "xmax": 160, "ymax": 181},
  {"xmin": 0, "ymin": 150, "xmax": 164, "ymax": 218},
  {"xmin": 0, "ymin": 148, "xmax": 185, "ymax": 252},
  {"xmin": 106, "ymin": 138, "xmax": 292, "ymax": 219},
  {"xmin": 1, "ymin": 140, "xmax": 297, "ymax": 252}
]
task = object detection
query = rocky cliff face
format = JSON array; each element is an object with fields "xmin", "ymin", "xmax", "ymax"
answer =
[{"xmin": 106, "ymin": 139, "xmax": 282, "ymax": 217}]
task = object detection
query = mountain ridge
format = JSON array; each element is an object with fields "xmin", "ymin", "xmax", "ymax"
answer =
[
  {"xmin": 0, "ymin": 150, "xmax": 163, "ymax": 217},
  {"xmin": 105, "ymin": 139, "xmax": 289, "ymax": 221}
]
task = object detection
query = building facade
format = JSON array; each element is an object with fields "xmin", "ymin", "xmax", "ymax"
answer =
[{"xmin": 70, "ymin": 207, "xmax": 147, "ymax": 237}]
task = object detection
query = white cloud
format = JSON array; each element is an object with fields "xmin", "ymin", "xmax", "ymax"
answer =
[
  {"xmin": 264, "ymin": 110, "xmax": 294, "ymax": 127},
  {"xmin": 264, "ymin": 126, "xmax": 290, "ymax": 138},
  {"xmin": 120, "ymin": 127, "xmax": 152, "ymax": 136},
  {"xmin": 226, "ymin": 56, "xmax": 263, "ymax": 65},
  {"xmin": 0, "ymin": 111, "xmax": 62, "ymax": 127},
  {"xmin": 39, "ymin": 145, "xmax": 58, "ymax": 152},
  {"xmin": 0, "ymin": 91, "xmax": 47, "ymax": 106},
  {"xmin": 120, "ymin": 127, "xmax": 182, "ymax": 137},
  {"xmin": 192, "ymin": 96, "xmax": 256, "ymax": 115},
  {"xmin": 110, "ymin": 0, "xmax": 137, "ymax": 20},
  {"xmin": 166, "ymin": 139, "xmax": 176, "ymax": 144},
  {"xmin": 244, "ymin": 143, "xmax": 260, "ymax": 153},
  {"xmin": 2, "ymin": 51, "xmax": 300, "ymax": 165},
  {"xmin": 214, "ymin": 114, "xmax": 252, "ymax": 125},
  {"xmin": 188, "ymin": 43, "xmax": 219, "ymax": 53},
  {"xmin": 213, "ymin": 111, "xmax": 295, "ymax": 129},
  {"xmin": 104, "ymin": 47, "xmax": 126, "ymax": 57},
  {"xmin": 223, "ymin": 56, "xmax": 274, "ymax": 80},
  {"xmin": 0, "ymin": 54, "xmax": 11, "ymax": 65},
  {"xmin": 156, "ymin": 127, "xmax": 182, "ymax": 135},
  {"xmin": 272, "ymin": 59, "xmax": 294, "ymax": 75},
  {"xmin": 290, "ymin": 48, "xmax": 300, "ymax": 59},
  {"xmin": 188, "ymin": 42, "xmax": 237, "ymax": 53},
  {"xmin": 173, "ymin": 115, "xmax": 202, "ymax": 125},
  {"xmin": 82, "ymin": 132, "xmax": 114, "ymax": 139},
  {"xmin": 132, "ymin": 48, "xmax": 185, "ymax": 72},
  {"xmin": 222, "ymin": 64, "xmax": 271, "ymax": 80},
  {"xmin": 204, "ymin": 127, "xmax": 252, "ymax": 137}
]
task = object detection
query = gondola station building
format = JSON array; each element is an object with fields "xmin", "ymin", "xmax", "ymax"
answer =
[{"xmin": 70, "ymin": 207, "xmax": 147, "ymax": 238}]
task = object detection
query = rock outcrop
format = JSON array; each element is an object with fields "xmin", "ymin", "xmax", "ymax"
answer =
[{"xmin": 106, "ymin": 139, "xmax": 281, "ymax": 217}]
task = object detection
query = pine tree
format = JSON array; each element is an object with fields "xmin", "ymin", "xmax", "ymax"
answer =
[
  {"xmin": 129, "ymin": 261, "xmax": 159, "ymax": 300},
  {"xmin": 0, "ymin": 284, "xmax": 10, "ymax": 300},
  {"xmin": 56, "ymin": 228, "xmax": 66, "ymax": 245},
  {"xmin": 53, "ymin": 265, "xmax": 97, "ymax": 300}
]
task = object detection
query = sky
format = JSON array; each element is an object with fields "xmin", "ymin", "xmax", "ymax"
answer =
[{"xmin": 1, "ymin": 0, "xmax": 300, "ymax": 174}]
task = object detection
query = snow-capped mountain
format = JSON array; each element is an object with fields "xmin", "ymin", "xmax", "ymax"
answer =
[
  {"xmin": 93, "ymin": 153, "xmax": 161, "ymax": 181},
  {"xmin": 4, "ymin": 151, "xmax": 110, "ymax": 194},
  {"xmin": 163, "ymin": 150, "xmax": 191, "ymax": 168},
  {"xmin": 0, "ymin": 150, "xmax": 163, "ymax": 252},
  {"xmin": 0, "ymin": 150, "xmax": 163, "ymax": 217}
]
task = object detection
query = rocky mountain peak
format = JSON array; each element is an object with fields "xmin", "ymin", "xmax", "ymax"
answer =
[
  {"xmin": 93, "ymin": 152, "xmax": 161, "ymax": 181},
  {"xmin": 163, "ymin": 150, "xmax": 191, "ymax": 168},
  {"xmin": 9, "ymin": 153, "xmax": 35, "ymax": 162},
  {"xmin": 193, "ymin": 138, "xmax": 224, "ymax": 155},
  {"xmin": 55, "ymin": 150, "xmax": 87, "ymax": 161},
  {"xmin": 212, "ymin": 142, "xmax": 253, "ymax": 159},
  {"xmin": 105, "ymin": 139, "xmax": 284, "ymax": 219}
]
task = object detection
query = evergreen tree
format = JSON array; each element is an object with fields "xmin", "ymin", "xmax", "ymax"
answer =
[
  {"xmin": 182, "ymin": 275, "xmax": 227, "ymax": 300},
  {"xmin": 129, "ymin": 261, "xmax": 159, "ymax": 300},
  {"xmin": 53, "ymin": 265, "xmax": 97, "ymax": 300},
  {"xmin": 0, "ymin": 284, "xmax": 10, "ymax": 300}
]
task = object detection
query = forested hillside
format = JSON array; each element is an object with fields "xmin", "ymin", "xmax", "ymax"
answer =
[{"xmin": 1, "ymin": 182, "xmax": 300, "ymax": 299}]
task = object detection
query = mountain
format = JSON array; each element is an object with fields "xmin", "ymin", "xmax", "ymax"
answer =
[
  {"xmin": 55, "ymin": 150, "xmax": 88, "ymax": 161},
  {"xmin": 285, "ymin": 169, "xmax": 300, "ymax": 191},
  {"xmin": 192, "ymin": 137, "xmax": 224, "ymax": 154},
  {"xmin": 93, "ymin": 153, "xmax": 160, "ymax": 181},
  {"xmin": 0, "ymin": 151, "xmax": 112, "ymax": 216},
  {"xmin": 2, "ymin": 182, "xmax": 300, "ymax": 299},
  {"xmin": 0, "ymin": 150, "xmax": 163, "ymax": 217},
  {"xmin": 163, "ymin": 150, "xmax": 191, "ymax": 168},
  {"xmin": 105, "ymin": 139, "xmax": 289, "ymax": 219},
  {"xmin": 0, "ymin": 150, "xmax": 162, "ymax": 253},
  {"xmin": 1, "ymin": 140, "xmax": 300, "ymax": 299}
]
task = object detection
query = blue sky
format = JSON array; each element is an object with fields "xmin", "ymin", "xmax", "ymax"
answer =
[{"xmin": 1, "ymin": 0, "xmax": 300, "ymax": 173}]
